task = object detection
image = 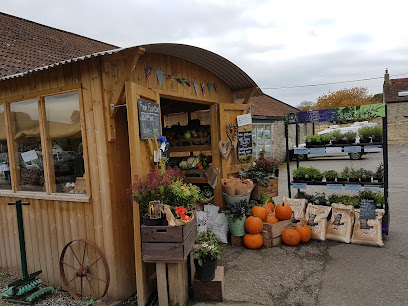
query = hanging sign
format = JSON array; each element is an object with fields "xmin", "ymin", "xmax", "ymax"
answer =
[
  {"xmin": 138, "ymin": 98, "xmax": 161, "ymax": 139},
  {"xmin": 236, "ymin": 113, "xmax": 252, "ymax": 127},
  {"xmin": 237, "ymin": 131, "xmax": 253, "ymax": 156},
  {"xmin": 285, "ymin": 103, "xmax": 385, "ymax": 124},
  {"xmin": 360, "ymin": 198, "xmax": 376, "ymax": 219}
]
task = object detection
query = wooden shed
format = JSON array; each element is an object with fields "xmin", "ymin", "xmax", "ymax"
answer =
[{"xmin": 0, "ymin": 43, "xmax": 260, "ymax": 303}]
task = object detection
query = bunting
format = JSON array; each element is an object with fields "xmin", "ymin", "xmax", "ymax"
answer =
[{"xmin": 140, "ymin": 61, "xmax": 218, "ymax": 96}]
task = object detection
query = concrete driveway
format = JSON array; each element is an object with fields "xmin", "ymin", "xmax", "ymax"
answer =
[{"xmin": 189, "ymin": 146, "xmax": 408, "ymax": 306}]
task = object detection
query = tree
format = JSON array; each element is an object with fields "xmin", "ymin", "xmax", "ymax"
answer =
[
  {"xmin": 315, "ymin": 87, "xmax": 378, "ymax": 110},
  {"xmin": 296, "ymin": 101, "xmax": 315, "ymax": 111}
]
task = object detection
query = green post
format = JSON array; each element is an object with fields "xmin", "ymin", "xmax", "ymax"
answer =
[{"xmin": 8, "ymin": 200, "xmax": 30, "ymax": 279}]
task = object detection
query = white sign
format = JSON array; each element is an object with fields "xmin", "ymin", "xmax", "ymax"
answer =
[
  {"xmin": 236, "ymin": 113, "xmax": 252, "ymax": 127},
  {"xmin": 325, "ymin": 147, "xmax": 342, "ymax": 154},
  {"xmin": 364, "ymin": 146, "xmax": 382, "ymax": 153},
  {"xmin": 21, "ymin": 150, "xmax": 38, "ymax": 163}
]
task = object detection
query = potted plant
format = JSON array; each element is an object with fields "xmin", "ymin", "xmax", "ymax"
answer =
[
  {"xmin": 305, "ymin": 135, "xmax": 313, "ymax": 147},
  {"xmin": 337, "ymin": 173, "xmax": 347, "ymax": 182},
  {"xmin": 371, "ymin": 126, "xmax": 383, "ymax": 143},
  {"xmin": 358, "ymin": 126, "xmax": 372, "ymax": 143},
  {"xmin": 225, "ymin": 199, "xmax": 248, "ymax": 237},
  {"xmin": 373, "ymin": 163, "xmax": 384, "ymax": 182},
  {"xmin": 292, "ymin": 167, "xmax": 309, "ymax": 182},
  {"xmin": 331, "ymin": 130, "xmax": 343, "ymax": 144},
  {"xmin": 348, "ymin": 166, "xmax": 360, "ymax": 183},
  {"xmin": 307, "ymin": 167, "xmax": 322, "ymax": 182},
  {"xmin": 340, "ymin": 166, "xmax": 350, "ymax": 182},
  {"xmin": 129, "ymin": 166, "xmax": 184, "ymax": 225},
  {"xmin": 323, "ymin": 170, "xmax": 338, "ymax": 183},
  {"xmin": 320, "ymin": 133, "xmax": 332, "ymax": 145},
  {"xmin": 358, "ymin": 168, "xmax": 373, "ymax": 183},
  {"xmin": 343, "ymin": 131, "xmax": 357, "ymax": 144},
  {"xmin": 193, "ymin": 232, "xmax": 225, "ymax": 282}
]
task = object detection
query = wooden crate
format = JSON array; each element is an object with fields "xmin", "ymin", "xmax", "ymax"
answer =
[
  {"xmin": 231, "ymin": 235, "xmax": 244, "ymax": 247},
  {"xmin": 261, "ymin": 219, "xmax": 292, "ymax": 248},
  {"xmin": 251, "ymin": 178, "xmax": 279, "ymax": 200},
  {"xmin": 193, "ymin": 266, "xmax": 224, "ymax": 302},
  {"xmin": 141, "ymin": 218, "xmax": 197, "ymax": 262}
]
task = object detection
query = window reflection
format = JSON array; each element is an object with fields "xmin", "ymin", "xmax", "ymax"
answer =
[
  {"xmin": 10, "ymin": 99, "xmax": 45, "ymax": 192},
  {"xmin": 0, "ymin": 104, "xmax": 11, "ymax": 190},
  {"xmin": 44, "ymin": 92, "xmax": 86, "ymax": 194}
]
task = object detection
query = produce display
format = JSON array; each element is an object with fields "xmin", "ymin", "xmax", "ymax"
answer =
[{"xmin": 163, "ymin": 120, "xmax": 211, "ymax": 142}]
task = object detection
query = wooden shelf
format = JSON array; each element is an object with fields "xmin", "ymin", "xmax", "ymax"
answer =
[
  {"xmin": 183, "ymin": 177, "xmax": 207, "ymax": 184},
  {"xmin": 171, "ymin": 145, "xmax": 212, "ymax": 153},
  {"xmin": 169, "ymin": 137, "xmax": 210, "ymax": 145},
  {"xmin": 184, "ymin": 169, "xmax": 206, "ymax": 174}
]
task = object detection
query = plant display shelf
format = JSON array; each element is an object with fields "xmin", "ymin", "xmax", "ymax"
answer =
[
  {"xmin": 284, "ymin": 103, "xmax": 389, "ymax": 234},
  {"xmin": 169, "ymin": 137, "xmax": 211, "ymax": 153}
]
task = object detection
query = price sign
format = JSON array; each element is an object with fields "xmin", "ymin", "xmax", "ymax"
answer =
[
  {"xmin": 325, "ymin": 147, "xmax": 342, "ymax": 154},
  {"xmin": 327, "ymin": 184, "xmax": 343, "ymax": 191},
  {"xmin": 360, "ymin": 198, "xmax": 376, "ymax": 219},
  {"xmin": 345, "ymin": 184, "xmax": 362, "ymax": 191},
  {"xmin": 138, "ymin": 99, "xmax": 161, "ymax": 139},
  {"xmin": 344, "ymin": 146, "xmax": 361, "ymax": 153},
  {"xmin": 294, "ymin": 148, "xmax": 308, "ymax": 154},
  {"xmin": 292, "ymin": 183, "xmax": 307, "ymax": 189},
  {"xmin": 236, "ymin": 113, "xmax": 252, "ymax": 127},
  {"xmin": 364, "ymin": 146, "xmax": 382, "ymax": 153},
  {"xmin": 310, "ymin": 148, "xmax": 325, "ymax": 154}
]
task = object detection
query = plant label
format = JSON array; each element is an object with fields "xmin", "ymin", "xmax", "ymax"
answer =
[
  {"xmin": 310, "ymin": 148, "xmax": 325, "ymax": 154},
  {"xmin": 294, "ymin": 148, "xmax": 308, "ymax": 154},
  {"xmin": 327, "ymin": 184, "xmax": 343, "ymax": 190},
  {"xmin": 293, "ymin": 183, "xmax": 307, "ymax": 189},
  {"xmin": 345, "ymin": 184, "xmax": 362, "ymax": 191},
  {"xmin": 364, "ymin": 146, "xmax": 382, "ymax": 153},
  {"xmin": 325, "ymin": 147, "xmax": 342, "ymax": 154},
  {"xmin": 344, "ymin": 146, "xmax": 361, "ymax": 153}
]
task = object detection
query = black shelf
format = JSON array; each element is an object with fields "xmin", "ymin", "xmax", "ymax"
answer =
[
  {"xmin": 291, "ymin": 181, "xmax": 384, "ymax": 187},
  {"xmin": 302, "ymin": 142, "xmax": 383, "ymax": 148}
]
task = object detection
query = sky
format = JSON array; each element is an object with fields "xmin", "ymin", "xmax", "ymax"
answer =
[{"xmin": 3, "ymin": 0, "xmax": 408, "ymax": 107}]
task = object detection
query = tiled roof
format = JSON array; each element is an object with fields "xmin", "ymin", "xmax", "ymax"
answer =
[
  {"xmin": 236, "ymin": 94, "xmax": 299, "ymax": 117},
  {"xmin": 0, "ymin": 12, "xmax": 117, "ymax": 77}
]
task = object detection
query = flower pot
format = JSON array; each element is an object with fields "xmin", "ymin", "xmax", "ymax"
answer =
[
  {"xmin": 337, "ymin": 178, "xmax": 347, "ymax": 183},
  {"xmin": 349, "ymin": 178, "xmax": 359, "ymax": 183},
  {"xmin": 274, "ymin": 169, "xmax": 279, "ymax": 178},
  {"xmin": 194, "ymin": 259, "xmax": 217, "ymax": 282},
  {"xmin": 325, "ymin": 179, "xmax": 336, "ymax": 184},
  {"xmin": 361, "ymin": 177, "xmax": 372, "ymax": 183},
  {"xmin": 314, "ymin": 177, "xmax": 323, "ymax": 182},
  {"xmin": 142, "ymin": 215, "xmax": 164, "ymax": 226},
  {"xmin": 224, "ymin": 193, "xmax": 251, "ymax": 206},
  {"xmin": 373, "ymin": 176, "xmax": 383, "ymax": 183},
  {"xmin": 228, "ymin": 216, "xmax": 247, "ymax": 236}
]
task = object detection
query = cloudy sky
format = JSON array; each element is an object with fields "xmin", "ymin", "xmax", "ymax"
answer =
[{"xmin": 3, "ymin": 0, "xmax": 408, "ymax": 106}]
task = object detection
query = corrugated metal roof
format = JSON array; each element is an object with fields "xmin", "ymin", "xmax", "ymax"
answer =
[{"xmin": 0, "ymin": 43, "xmax": 261, "ymax": 95}]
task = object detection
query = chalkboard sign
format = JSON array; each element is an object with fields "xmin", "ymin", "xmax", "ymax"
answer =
[
  {"xmin": 360, "ymin": 198, "xmax": 376, "ymax": 219},
  {"xmin": 138, "ymin": 98, "xmax": 161, "ymax": 139},
  {"xmin": 237, "ymin": 131, "xmax": 252, "ymax": 156}
]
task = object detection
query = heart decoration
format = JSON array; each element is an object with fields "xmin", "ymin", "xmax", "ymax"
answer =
[
  {"xmin": 226, "ymin": 123, "xmax": 238, "ymax": 162},
  {"xmin": 219, "ymin": 140, "xmax": 232, "ymax": 159}
]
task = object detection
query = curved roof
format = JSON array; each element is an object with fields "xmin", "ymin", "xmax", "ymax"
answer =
[
  {"xmin": 141, "ymin": 43, "xmax": 260, "ymax": 94},
  {"xmin": 1, "ymin": 42, "xmax": 261, "ymax": 95}
]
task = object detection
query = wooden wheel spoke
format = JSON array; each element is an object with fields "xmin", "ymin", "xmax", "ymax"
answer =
[
  {"xmin": 85, "ymin": 273, "xmax": 107, "ymax": 283},
  {"xmin": 80, "ymin": 278, "xmax": 83, "ymax": 297},
  {"xmin": 88, "ymin": 256, "xmax": 101, "ymax": 269},
  {"xmin": 62, "ymin": 261, "xmax": 77, "ymax": 270},
  {"xmin": 86, "ymin": 277, "xmax": 97, "ymax": 296},
  {"xmin": 68, "ymin": 276, "xmax": 77, "ymax": 285},
  {"xmin": 81, "ymin": 243, "xmax": 87, "ymax": 267},
  {"xmin": 69, "ymin": 244, "xmax": 82, "ymax": 267}
]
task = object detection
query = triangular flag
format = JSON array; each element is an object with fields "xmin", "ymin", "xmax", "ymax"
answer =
[
  {"xmin": 207, "ymin": 83, "xmax": 212, "ymax": 94},
  {"xmin": 213, "ymin": 83, "xmax": 218, "ymax": 92},
  {"xmin": 156, "ymin": 70, "xmax": 164, "ymax": 86},
  {"xmin": 193, "ymin": 82, "xmax": 199, "ymax": 95},
  {"xmin": 166, "ymin": 74, "xmax": 174, "ymax": 80},
  {"xmin": 176, "ymin": 78, "xmax": 185, "ymax": 84},
  {"xmin": 144, "ymin": 65, "xmax": 153, "ymax": 79},
  {"xmin": 200, "ymin": 83, "xmax": 205, "ymax": 95},
  {"xmin": 185, "ymin": 80, "xmax": 192, "ymax": 87}
]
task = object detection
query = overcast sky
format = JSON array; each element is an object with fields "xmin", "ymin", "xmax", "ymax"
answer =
[{"xmin": 3, "ymin": 0, "xmax": 408, "ymax": 107}]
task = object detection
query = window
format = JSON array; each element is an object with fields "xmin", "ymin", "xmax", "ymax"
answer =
[
  {"xmin": 4, "ymin": 91, "xmax": 87, "ymax": 196},
  {"xmin": 252, "ymin": 123, "xmax": 272, "ymax": 159},
  {"xmin": 0, "ymin": 104, "xmax": 11, "ymax": 190},
  {"xmin": 44, "ymin": 92, "xmax": 85, "ymax": 194},
  {"xmin": 10, "ymin": 99, "xmax": 45, "ymax": 192}
]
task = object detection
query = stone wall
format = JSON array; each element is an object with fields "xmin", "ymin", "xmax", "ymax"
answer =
[{"xmin": 387, "ymin": 102, "xmax": 408, "ymax": 146}]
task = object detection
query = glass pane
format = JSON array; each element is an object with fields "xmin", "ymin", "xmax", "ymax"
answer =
[
  {"xmin": 0, "ymin": 104, "xmax": 11, "ymax": 190},
  {"xmin": 252, "ymin": 126, "xmax": 257, "ymax": 158},
  {"xmin": 264, "ymin": 125, "xmax": 272, "ymax": 157},
  {"xmin": 10, "ymin": 99, "xmax": 45, "ymax": 192},
  {"xmin": 44, "ymin": 92, "xmax": 86, "ymax": 194}
]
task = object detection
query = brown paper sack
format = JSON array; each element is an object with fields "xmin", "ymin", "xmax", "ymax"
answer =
[
  {"xmin": 351, "ymin": 209, "xmax": 384, "ymax": 247},
  {"xmin": 245, "ymin": 180, "xmax": 254, "ymax": 193},
  {"xmin": 235, "ymin": 181, "xmax": 249, "ymax": 195},
  {"xmin": 283, "ymin": 196, "xmax": 307, "ymax": 227},
  {"xmin": 326, "ymin": 203, "xmax": 354, "ymax": 243},
  {"xmin": 305, "ymin": 204, "xmax": 331, "ymax": 241},
  {"xmin": 222, "ymin": 179, "xmax": 236, "ymax": 196}
]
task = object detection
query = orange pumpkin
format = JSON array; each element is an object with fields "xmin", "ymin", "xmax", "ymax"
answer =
[
  {"xmin": 266, "ymin": 213, "xmax": 279, "ymax": 224},
  {"xmin": 281, "ymin": 228, "xmax": 300, "ymax": 246},
  {"xmin": 243, "ymin": 233, "xmax": 263, "ymax": 249},
  {"xmin": 295, "ymin": 226, "xmax": 311, "ymax": 243},
  {"xmin": 275, "ymin": 203, "xmax": 293, "ymax": 220},
  {"xmin": 245, "ymin": 216, "xmax": 263, "ymax": 234},
  {"xmin": 263, "ymin": 201, "xmax": 275, "ymax": 214},
  {"xmin": 252, "ymin": 206, "xmax": 268, "ymax": 221}
]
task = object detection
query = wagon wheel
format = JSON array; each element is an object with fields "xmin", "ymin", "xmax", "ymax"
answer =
[{"xmin": 59, "ymin": 239, "xmax": 110, "ymax": 301}]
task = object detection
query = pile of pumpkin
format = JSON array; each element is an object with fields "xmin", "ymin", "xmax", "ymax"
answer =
[{"xmin": 243, "ymin": 197, "xmax": 311, "ymax": 249}]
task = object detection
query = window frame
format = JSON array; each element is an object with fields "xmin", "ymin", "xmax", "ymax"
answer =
[
  {"xmin": 0, "ymin": 86, "xmax": 91, "ymax": 201},
  {"xmin": 252, "ymin": 123, "xmax": 273, "ymax": 159}
]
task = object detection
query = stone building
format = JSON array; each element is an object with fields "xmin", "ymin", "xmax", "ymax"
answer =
[{"xmin": 383, "ymin": 69, "xmax": 408, "ymax": 146}]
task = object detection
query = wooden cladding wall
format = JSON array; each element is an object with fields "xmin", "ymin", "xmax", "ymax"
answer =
[{"xmin": 0, "ymin": 58, "xmax": 136, "ymax": 299}]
